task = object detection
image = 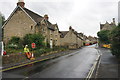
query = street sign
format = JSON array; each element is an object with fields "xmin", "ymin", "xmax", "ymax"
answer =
[{"xmin": 31, "ymin": 43, "xmax": 36, "ymax": 48}]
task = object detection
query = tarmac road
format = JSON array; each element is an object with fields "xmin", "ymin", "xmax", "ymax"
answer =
[{"xmin": 2, "ymin": 44, "xmax": 99, "ymax": 79}]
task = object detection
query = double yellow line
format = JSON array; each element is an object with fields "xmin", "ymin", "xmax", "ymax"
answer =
[
  {"xmin": 85, "ymin": 55, "xmax": 101, "ymax": 80},
  {"xmin": 0, "ymin": 50, "xmax": 83, "ymax": 72},
  {"xmin": 0, "ymin": 56, "xmax": 56, "ymax": 72}
]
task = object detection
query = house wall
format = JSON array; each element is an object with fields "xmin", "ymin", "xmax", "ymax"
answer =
[
  {"xmin": 3, "ymin": 8, "xmax": 36, "ymax": 44},
  {"xmin": 101, "ymin": 24, "xmax": 112, "ymax": 31},
  {"xmin": 77, "ymin": 37, "xmax": 83, "ymax": 48},
  {"xmin": 53, "ymin": 25, "xmax": 60, "ymax": 46},
  {"xmin": 3, "ymin": 7, "xmax": 87, "ymax": 48},
  {"xmin": 40, "ymin": 24, "xmax": 61, "ymax": 47},
  {"xmin": 60, "ymin": 29, "xmax": 79, "ymax": 48}
]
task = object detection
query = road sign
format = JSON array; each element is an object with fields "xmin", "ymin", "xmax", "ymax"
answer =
[{"xmin": 31, "ymin": 43, "xmax": 36, "ymax": 48}]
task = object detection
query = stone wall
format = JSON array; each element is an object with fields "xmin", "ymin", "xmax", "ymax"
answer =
[{"xmin": 3, "ymin": 8, "xmax": 36, "ymax": 44}]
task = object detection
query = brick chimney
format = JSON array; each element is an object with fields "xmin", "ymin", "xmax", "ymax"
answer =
[
  {"xmin": 17, "ymin": 0, "xmax": 25, "ymax": 8},
  {"xmin": 44, "ymin": 14, "xmax": 49, "ymax": 21}
]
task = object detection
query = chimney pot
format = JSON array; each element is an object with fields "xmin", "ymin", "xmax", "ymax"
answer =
[
  {"xmin": 17, "ymin": 0, "xmax": 25, "ymax": 8},
  {"xmin": 113, "ymin": 18, "xmax": 115, "ymax": 22}
]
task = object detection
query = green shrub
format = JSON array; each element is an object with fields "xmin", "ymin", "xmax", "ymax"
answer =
[
  {"xmin": 110, "ymin": 24, "xmax": 120, "ymax": 58},
  {"xmin": 23, "ymin": 34, "xmax": 45, "ymax": 49},
  {"xmin": 7, "ymin": 36, "xmax": 22, "ymax": 49},
  {"xmin": 7, "ymin": 44, "xmax": 18, "ymax": 49},
  {"xmin": 6, "ymin": 48, "xmax": 24, "ymax": 54},
  {"xmin": 97, "ymin": 30, "xmax": 111, "ymax": 44},
  {"xmin": 34, "ymin": 48, "xmax": 47, "ymax": 57},
  {"xmin": 9, "ymin": 36, "xmax": 21, "ymax": 44}
]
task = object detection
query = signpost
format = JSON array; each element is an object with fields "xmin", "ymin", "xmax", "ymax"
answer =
[
  {"xmin": 31, "ymin": 43, "xmax": 36, "ymax": 60},
  {"xmin": 31, "ymin": 43, "xmax": 36, "ymax": 49}
]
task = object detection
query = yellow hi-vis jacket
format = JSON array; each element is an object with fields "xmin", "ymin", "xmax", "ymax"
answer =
[{"xmin": 24, "ymin": 47, "xmax": 30, "ymax": 53}]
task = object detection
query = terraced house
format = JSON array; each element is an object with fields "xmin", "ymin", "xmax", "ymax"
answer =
[
  {"xmin": 100, "ymin": 18, "xmax": 116, "ymax": 31},
  {"xmin": 2, "ymin": 0, "xmax": 60, "ymax": 47},
  {"xmin": 60, "ymin": 26, "xmax": 84, "ymax": 49},
  {"xmin": 2, "ymin": 0, "xmax": 97, "ymax": 49}
]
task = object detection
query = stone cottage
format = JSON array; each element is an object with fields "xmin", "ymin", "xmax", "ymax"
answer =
[
  {"xmin": 60, "ymin": 26, "xmax": 83, "ymax": 49},
  {"xmin": 2, "ymin": 0, "xmax": 60, "ymax": 48},
  {"xmin": 100, "ymin": 18, "xmax": 116, "ymax": 31}
]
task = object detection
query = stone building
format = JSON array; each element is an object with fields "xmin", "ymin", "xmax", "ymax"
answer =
[
  {"xmin": 100, "ymin": 18, "xmax": 116, "ymax": 31},
  {"xmin": 2, "ymin": 0, "xmax": 60, "ymax": 47},
  {"xmin": 87, "ymin": 36, "xmax": 97, "ymax": 44},
  {"xmin": 2, "ymin": 0, "xmax": 96, "ymax": 49},
  {"xmin": 60, "ymin": 26, "xmax": 83, "ymax": 49}
]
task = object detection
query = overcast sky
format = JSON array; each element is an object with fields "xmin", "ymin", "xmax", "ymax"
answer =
[{"xmin": 0, "ymin": 0, "xmax": 119, "ymax": 37}]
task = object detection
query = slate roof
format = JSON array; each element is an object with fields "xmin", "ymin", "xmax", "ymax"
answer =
[
  {"xmin": 60, "ymin": 31, "xmax": 69, "ymax": 38},
  {"xmin": 23, "ymin": 7, "xmax": 55, "ymax": 30},
  {"xmin": 100, "ymin": 24, "xmax": 105, "ymax": 30},
  {"xmin": 46, "ymin": 20, "xmax": 55, "ymax": 30},
  {"xmin": 2, "ymin": 5, "xmax": 56, "ymax": 31},
  {"xmin": 23, "ymin": 8, "xmax": 43, "ymax": 23}
]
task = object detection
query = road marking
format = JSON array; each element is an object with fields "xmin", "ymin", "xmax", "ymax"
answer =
[
  {"xmin": 85, "ymin": 55, "xmax": 101, "ymax": 80},
  {"xmin": 87, "ymin": 47, "xmax": 95, "ymax": 48},
  {"xmin": 0, "ymin": 56, "xmax": 57, "ymax": 72},
  {"xmin": 1, "ymin": 49, "xmax": 85, "ymax": 72},
  {"xmin": 95, "ymin": 54, "xmax": 102, "ymax": 78}
]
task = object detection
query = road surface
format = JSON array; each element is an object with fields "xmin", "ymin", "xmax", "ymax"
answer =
[{"xmin": 2, "ymin": 44, "xmax": 99, "ymax": 79}]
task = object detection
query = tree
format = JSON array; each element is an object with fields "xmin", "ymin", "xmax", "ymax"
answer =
[
  {"xmin": 97, "ymin": 30, "xmax": 111, "ymax": 44},
  {"xmin": 0, "ymin": 12, "xmax": 5, "ymax": 41},
  {"xmin": 0, "ymin": 12, "xmax": 5, "ymax": 26},
  {"xmin": 23, "ymin": 34, "xmax": 45, "ymax": 49},
  {"xmin": 110, "ymin": 23, "xmax": 120, "ymax": 58}
]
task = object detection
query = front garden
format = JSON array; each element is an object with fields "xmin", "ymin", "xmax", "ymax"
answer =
[{"xmin": 3, "ymin": 33, "xmax": 68, "ymax": 65}]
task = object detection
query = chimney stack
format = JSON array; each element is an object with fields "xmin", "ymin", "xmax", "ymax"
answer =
[
  {"xmin": 69, "ymin": 26, "xmax": 72, "ymax": 31},
  {"xmin": 113, "ymin": 18, "xmax": 115, "ymax": 24},
  {"xmin": 69, "ymin": 26, "xmax": 72, "ymax": 30},
  {"xmin": 44, "ymin": 14, "xmax": 49, "ymax": 21},
  {"xmin": 17, "ymin": 0, "xmax": 25, "ymax": 8}
]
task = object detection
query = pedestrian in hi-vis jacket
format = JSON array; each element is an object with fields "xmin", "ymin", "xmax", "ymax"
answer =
[
  {"xmin": 24, "ymin": 45, "xmax": 35, "ymax": 60},
  {"xmin": 24, "ymin": 45, "xmax": 31, "ymax": 59}
]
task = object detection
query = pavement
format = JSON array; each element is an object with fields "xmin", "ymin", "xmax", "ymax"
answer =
[{"xmin": 94, "ymin": 47, "xmax": 120, "ymax": 79}]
